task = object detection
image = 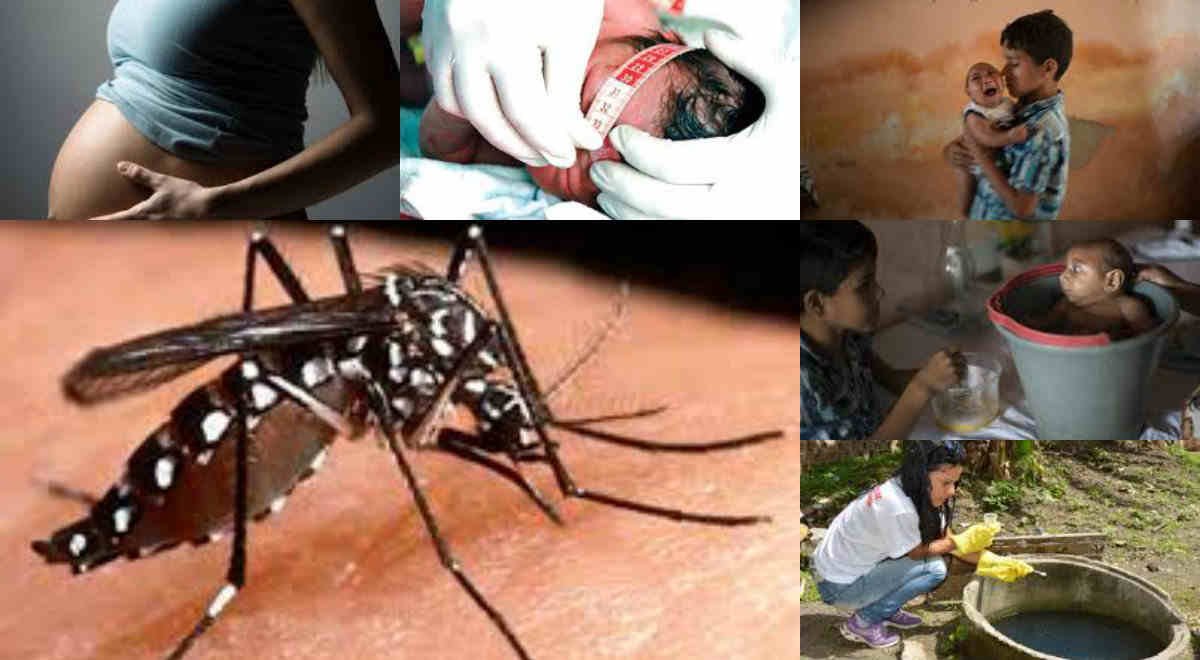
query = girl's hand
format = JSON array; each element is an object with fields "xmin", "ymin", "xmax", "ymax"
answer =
[
  {"xmin": 1137, "ymin": 264, "xmax": 1190, "ymax": 290},
  {"xmin": 89, "ymin": 162, "xmax": 218, "ymax": 220}
]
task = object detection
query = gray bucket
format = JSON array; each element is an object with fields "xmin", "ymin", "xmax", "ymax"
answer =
[{"xmin": 987, "ymin": 265, "xmax": 1178, "ymax": 439}]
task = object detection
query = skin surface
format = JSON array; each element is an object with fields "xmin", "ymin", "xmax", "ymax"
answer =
[
  {"xmin": 800, "ymin": 257, "xmax": 964, "ymax": 441},
  {"xmin": 50, "ymin": 0, "xmax": 401, "ymax": 219},
  {"xmin": 0, "ymin": 222, "xmax": 800, "ymax": 660},
  {"xmin": 416, "ymin": 0, "xmax": 681, "ymax": 205}
]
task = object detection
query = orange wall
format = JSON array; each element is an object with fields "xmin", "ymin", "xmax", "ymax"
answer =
[{"xmin": 801, "ymin": 0, "xmax": 1200, "ymax": 219}]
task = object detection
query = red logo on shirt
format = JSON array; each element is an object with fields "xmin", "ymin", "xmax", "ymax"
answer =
[{"xmin": 865, "ymin": 485, "xmax": 884, "ymax": 508}]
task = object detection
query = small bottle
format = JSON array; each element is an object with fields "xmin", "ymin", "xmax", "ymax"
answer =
[{"xmin": 983, "ymin": 513, "xmax": 999, "ymax": 526}]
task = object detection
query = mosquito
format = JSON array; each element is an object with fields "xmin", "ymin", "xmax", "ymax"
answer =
[{"xmin": 32, "ymin": 225, "xmax": 782, "ymax": 660}]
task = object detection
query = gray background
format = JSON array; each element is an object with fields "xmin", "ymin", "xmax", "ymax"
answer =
[{"xmin": 0, "ymin": 0, "xmax": 400, "ymax": 219}]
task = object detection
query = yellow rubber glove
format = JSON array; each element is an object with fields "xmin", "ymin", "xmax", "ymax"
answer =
[
  {"xmin": 975, "ymin": 551, "xmax": 1035, "ymax": 583},
  {"xmin": 950, "ymin": 521, "xmax": 1002, "ymax": 555}
]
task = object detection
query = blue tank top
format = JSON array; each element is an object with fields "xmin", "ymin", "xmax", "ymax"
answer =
[{"xmin": 96, "ymin": 0, "xmax": 318, "ymax": 163}]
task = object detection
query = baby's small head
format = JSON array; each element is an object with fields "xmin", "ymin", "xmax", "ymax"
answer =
[
  {"xmin": 1060, "ymin": 238, "xmax": 1135, "ymax": 305},
  {"xmin": 965, "ymin": 62, "xmax": 1006, "ymax": 108},
  {"xmin": 527, "ymin": 31, "xmax": 765, "ymax": 206}
]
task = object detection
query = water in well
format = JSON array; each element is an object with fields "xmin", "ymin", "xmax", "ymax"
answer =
[{"xmin": 992, "ymin": 610, "xmax": 1164, "ymax": 660}]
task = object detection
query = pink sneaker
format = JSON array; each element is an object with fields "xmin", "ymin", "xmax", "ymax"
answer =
[
  {"xmin": 885, "ymin": 609, "xmax": 923, "ymax": 629},
  {"xmin": 839, "ymin": 613, "xmax": 900, "ymax": 649}
]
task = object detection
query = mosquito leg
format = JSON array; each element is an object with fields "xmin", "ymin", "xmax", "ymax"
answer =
[
  {"xmin": 444, "ymin": 224, "xmax": 481, "ymax": 284},
  {"xmin": 327, "ymin": 225, "xmax": 362, "ymax": 296},
  {"xmin": 243, "ymin": 228, "xmax": 310, "ymax": 311},
  {"xmin": 548, "ymin": 422, "xmax": 783, "ymax": 453},
  {"xmin": 543, "ymin": 282, "xmax": 629, "ymax": 402},
  {"xmin": 166, "ymin": 379, "xmax": 252, "ymax": 660},
  {"xmin": 34, "ymin": 479, "xmax": 98, "ymax": 507},
  {"xmin": 436, "ymin": 429, "xmax": 563, "ymax": 525},
  {"xmin": 365, "ymin": 385, "xmax": 532, "ymax": 660},
  {"xmin": 550, "ymin": 405, "xmax": 669, "ymax": 426}
]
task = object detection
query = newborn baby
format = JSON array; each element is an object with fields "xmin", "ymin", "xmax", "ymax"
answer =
[
  {"xmin": 406, "ymin": 0, "xmax": 764, "ymax": 207},
  {"xmin": 955, "ymin": 62, "xmax": 1031, "ymax": 216},
  {"xmin": 1029, "ymin": 239, "xmax": 1157, "ymax": 340}
]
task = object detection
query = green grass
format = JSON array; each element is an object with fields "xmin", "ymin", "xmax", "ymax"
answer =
[{"xmin": 800, "ymin": 448, "xmax": 902, "ymax": 509}]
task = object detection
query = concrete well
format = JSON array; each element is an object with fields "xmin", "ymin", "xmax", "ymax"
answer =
[{"xmin": 961, "ymin": 555, "xmax": 1193, "ymax": 660}]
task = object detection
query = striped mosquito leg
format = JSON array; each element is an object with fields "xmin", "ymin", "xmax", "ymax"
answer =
[
  {"xmin": 242, "ymin": 229, "xmax": 310, "ymax": 311},
  {"xmin": 167, "ymin": 379, "xmax": 252, "ymax": 660},
  {"xmin": 328, "ymin": 225, "xmax": 362, "ymax": 296},
  {"xmin": 368, "ymin": 322, "xmax": 533, "ymax": 660},
  {"xmin": 444, "ymin": 224, "xmax": 481, "ymax": 284}
]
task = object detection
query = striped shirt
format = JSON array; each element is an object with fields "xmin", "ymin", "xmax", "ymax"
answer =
[
  {"xmin": 969, "ymin": 91, "xmax": 1070, "ymax": 221},
  {"xmin": 801, "ymin": 330, "xmax": 882, "ymax": 440}
]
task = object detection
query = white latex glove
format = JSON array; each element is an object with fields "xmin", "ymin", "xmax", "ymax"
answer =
[
  {"xmin": 588, "ymin": 29, "xmax": 800, "ymax": 220},
  {"xmin": 421, "ymin": 0, "xmax": 605, "ymax": 168},
  {"xmin": 544, "ymin": 201, "xmax": 609, "ymax": 220}
]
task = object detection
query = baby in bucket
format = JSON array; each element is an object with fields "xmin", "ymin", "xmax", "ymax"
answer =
[{"xmin": 1027, "ymin": 238, "xmax": 1158, "ymax": 340}]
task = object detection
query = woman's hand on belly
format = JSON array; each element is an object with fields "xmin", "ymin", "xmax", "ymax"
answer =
[
  {"xmin": 48, "ymin": 101, "xmax": 281, "ymax": 219},
  {"xmin": 89, "ymin": 163, "xmax": 217, "ymax": 220}
]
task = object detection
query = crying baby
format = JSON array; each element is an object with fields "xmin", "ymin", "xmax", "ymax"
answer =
[{"xmin": 1027, "ymin": 239, "xmax": 1158, "ymax": 340}]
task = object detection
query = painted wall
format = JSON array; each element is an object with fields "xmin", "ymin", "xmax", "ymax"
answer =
[
  {"xmin": 0, "ymin": 1, "xmax": 401, "ymax": 219},
  {"xmin": 802, "ymin": 0, "xmax": 1200, "ymax": 220}
]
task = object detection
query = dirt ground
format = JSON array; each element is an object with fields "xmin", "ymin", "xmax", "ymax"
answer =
[
  {"xmin": 801, "ymin": 444, "xmax": 1200, "ymax": 659},
  {"xmin": 0, "ymin": 222, "xmax": 801, "ymax": 660}
]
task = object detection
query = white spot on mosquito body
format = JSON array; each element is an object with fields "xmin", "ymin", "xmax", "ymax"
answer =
[
  {"xmin": 302, "ymin": 358, "xmax": 333, "ymax": 388},
  {"xmin": 208, "ymin": 531, "xmax": 224, "ymax": 543},
  {"xmin": 463, "ymin": 312, "xmax": 477, "ymax": 344},
  {"xmin": 432, "ymin": 338, "xmax": 454, "ymax": 357},
  {"xmin": 155, "ymin": 456, "xmax": 176, "ymax": 489},
  {"xmin": 409, "ymin": 369, "xmax": 436, "ymax": 389},
  {"xmin": 385, "ymin": 274, "xmax": 402, "ymax": 306},
  {"xmin": 68, "ymin": 533, "xmax": 87, "ymax": 557},
  {"xmin": 196, "ymin": 449, "xmax": 215, "ymax": 466},
  {"xmin": 468, "ymin": 225, "xmax": 482, "ymax": 240},
  {"xmin": 479, "ymin": 351, "xmax": 499, "ymax": 367},
  {"xmin": 430, "ymin": 309, "xmax": 450, "ymax": 337},
  {"xmin": 207, "ymin": 584, "xmax": 238, "ymax": 618},
  {"xmin": 113, "ymin": 507, "xmax": 133, "ymax": 534},
  {"xmin": 250, "ymin": 230, "xmax": 266, "ymax": 243},
  {"xmin": 269, "ymin": 496, "xmax": 287, "ymax": 514},
  {"xmin": 389, "ymin": 367, "xmax": 408, "ymax": 384},
  {"xmin": 465, "ymin": 379, "xmax": 486, "ymax": 394},
  {"xmin": 240, "ymin": 360, "xmax": 260, "ymax": 380},
  {"xmin": 331, "ymin": 225, "xmax": 345, "ymax": 237},
  {"xmin": 388, "ymin": 341, "xmax": 404, "ymax": 366},
  {"xmin": 201, "ymin": 410, "xmax": 231, "ymax": 444},
  {"xmin": 251, "ymin": 383, "xmax": 278, "ymax": 410},
  {"xmin": 392, "ymin": 397, "xmax": 414, "ymax": 419}
]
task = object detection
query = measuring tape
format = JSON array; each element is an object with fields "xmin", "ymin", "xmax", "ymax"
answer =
[{"xmin": 583, "ymin": 43, "xmax": 697, "ymax": 153}]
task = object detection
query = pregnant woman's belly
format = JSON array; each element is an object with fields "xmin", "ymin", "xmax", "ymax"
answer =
[{"xmin": 48, "ymin": 100, "xmax": 295, "ymax": 219}]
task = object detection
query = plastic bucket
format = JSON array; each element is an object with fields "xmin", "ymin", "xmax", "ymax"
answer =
[{"xmin": 987, "ymin": 263, "xmax": 1178, "ymax": 439}]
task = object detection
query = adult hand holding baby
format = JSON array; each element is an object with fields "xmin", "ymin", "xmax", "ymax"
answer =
[
  {"xmin": 421, "ymin": 0, "xmax": 606, "ymax": 168},
  {"xmin": 588, "ymin": 30, "xmax": 799, "ymax": 219}
]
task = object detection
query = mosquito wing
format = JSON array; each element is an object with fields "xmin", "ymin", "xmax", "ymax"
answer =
[{"xmin": 63, "ymin": 291, "xmax": 396, "ymax": 405}]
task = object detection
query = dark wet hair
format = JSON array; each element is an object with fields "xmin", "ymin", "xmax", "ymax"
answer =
[
  {"xmin": 897, "ymin": 441, "xmax": 966, "ymax": 544},
  {"xmin": 615, "ymin": 33, "xmax": 765, "ymax": 142},
  {"xmin": 798, "ymin": 221, "xmax": 878, "ymax": 312},
  {"xmin": 1001, "ymin": 10, "xmax": 1074, "ymax": 81},
  {"xmin": 1075, "ymin": 238, "xmax": 1135, "ymax": 291}
]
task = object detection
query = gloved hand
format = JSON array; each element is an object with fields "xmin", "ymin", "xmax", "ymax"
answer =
[
  {"xmin": 975, "ymin": 551, "xmax": 1035, "ymax": 583},
  {"xmin": 421, "ymin": 0, "xmax": 605, "ymax": 168},
  {"xmin": 588, "ymin": 29, "xmax": 799, "ymax": 220},
  {"xmin": 950, "ymin": 521, "xmax": 1002, "ymax": 555}
]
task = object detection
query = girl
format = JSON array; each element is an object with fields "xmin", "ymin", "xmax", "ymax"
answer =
[{"xmin": 811, "ymin": 441, "xmax": 1006, "ymax": 649}]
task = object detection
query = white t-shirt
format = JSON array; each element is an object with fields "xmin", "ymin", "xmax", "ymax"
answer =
[
  {"xmin": 812, "ymin": 476, "xmax": 940, "ymax": 585},
  {"xmin": 962, "ymin": 98, "xmax": 1015, "ymax": 127}
]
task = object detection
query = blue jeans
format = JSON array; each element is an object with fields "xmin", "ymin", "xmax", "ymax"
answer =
[{"xmin": 816, "ymin": 556, "xmax": 948, "ymax": 625}]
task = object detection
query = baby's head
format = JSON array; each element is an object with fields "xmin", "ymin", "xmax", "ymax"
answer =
[
  {"xmin": 1060, "ymin": 238, "xmax": 1135, "ymax": 305},
  {"xmin": 528, "ymin": 31, "xmax": 765, "ymax": 206},
  {"xmin": 799, "ymin": 221, "xmax": 881, "ymax": 333},
  {"xmin": 965, "ymin": 62, "xmax": 1006, "ymax": 108}
]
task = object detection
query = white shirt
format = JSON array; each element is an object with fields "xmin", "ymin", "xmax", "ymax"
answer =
[
  {"xmin": 812, "ymin": 476, "xmax": 937, "ymax": 585},
  {"xmin": 962, "ymin": 98, "xmax": 1015, "ymax": 127}
]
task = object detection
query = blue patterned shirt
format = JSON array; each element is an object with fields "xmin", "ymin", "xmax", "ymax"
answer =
[
  {"xmin": 801, "ymin": 330, "xmax": 883, "ymax": 440},
  {"xmin": 969, "ymin": 91, "xmax": 1070, "ymax": 221}
]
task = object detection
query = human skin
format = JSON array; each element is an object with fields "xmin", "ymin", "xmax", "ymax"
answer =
[
  {"xmin": 2, "ymin": 222, "xmax": 800, "ymax": 659},
  {"xmin": 1031, "ymin": 246, "xmax": 1156, "ymax": 338},
  {"xmin": 416, "ymin": 0, "xmax": 684, "ymax": 204},
  {"xmin": 49, "ymin": 1, "xmax": 401, "ymax": 220}
]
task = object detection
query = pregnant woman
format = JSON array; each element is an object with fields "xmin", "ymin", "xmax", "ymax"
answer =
[{"xmin": 48, "ymin": 0, "xmax": 401, "ymax": 219}]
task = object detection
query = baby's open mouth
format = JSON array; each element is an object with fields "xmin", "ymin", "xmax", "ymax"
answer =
[{"xmin": 984, "ymin": 86, "xmax": 999, "ymax": 97}]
